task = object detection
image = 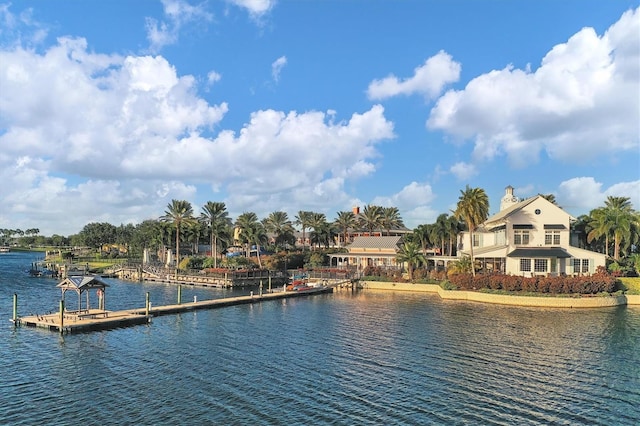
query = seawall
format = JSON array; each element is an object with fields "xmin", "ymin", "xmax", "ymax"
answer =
[{"xmin": 359, "ymin": 281, "xmax": 640, "ymax": 308}]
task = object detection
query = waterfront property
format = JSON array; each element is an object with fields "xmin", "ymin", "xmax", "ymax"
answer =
[
  {"xmin": 329, "ymin": 235, "xmax": 403, "ymax": 270},
  {"xmin": 458, "ymin": 186, "xmax": 607, "ymax": 276}
]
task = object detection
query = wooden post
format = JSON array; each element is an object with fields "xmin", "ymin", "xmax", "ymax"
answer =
[
  {"xmin": 12, "ymin": 293, "xmax": 17, "ymax": 324},
  {"xmin": 268, "ymin": 275, "xmax": 272, "ymax": 293},
  {"xmin": 177, "ymin": 285, "xmax": 182, "ymax": 305},
  {"xmin": 145, "ymin": 292, "xmax": 150, "ymax": 317},
  {"xmin": 59, "ymin": 299, "xmax": 65, "ymax": 333}
]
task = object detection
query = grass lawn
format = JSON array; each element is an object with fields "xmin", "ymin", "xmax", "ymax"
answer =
[{"xmin": 618, "ymin": 277, "xmax": 640, "ymax": 294}]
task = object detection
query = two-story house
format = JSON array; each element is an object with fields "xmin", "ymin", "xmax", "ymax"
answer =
[{"xmin": 458, "ymin": 186, "xmax": 606, "ymax": 276}]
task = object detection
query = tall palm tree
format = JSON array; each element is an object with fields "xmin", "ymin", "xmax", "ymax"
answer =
[
  {"xmin": 334, "ymin": 211, "xmax": 357, "ymax": 247},
  {"xmin": 235, "ymin": 212, "xmax": 269, "ymax": 267},
  {"xmin": 295, "ymin": 211, "xmax": 314, "ymax": 251},
  {"xmin": 161, "ymin": 200, "xmax": 196, "ymax": 273},
  {"xmin": 603, "ymin": 196, "xmax": 636, "ymax": 260},
  {"xmin": 309, "ymin": 212, "xmax": 328, "ymax": 249},
  {"xmin": 413, "ymin": 224, "xmax": 434, "ymax": 253},
  {"xmin": 454, "ymin": 186, "xmax": 489, "ymax": 277},
  {"xmin": 199, "ymin": 201, "xmax": 231, "ymax": 268},
  {"xmin": 263, "ymin": 211, "xmax": 295, "ymax": 250},
  {"xmin": 396, "ymin": 241, "xmax": 426, "ymax": 281},
  {"xmin": 359, "ymin": 205, "xmax": 383, "ymax": 235},
  {"xmin": 433, "ymin": 213, "xmax": 449, "ymax": 255},
  {"xmin": 587, "ymin": 207, "xmax": 612, "ymax": 257},
  {"xmin": 235, "ymin": 212, "xmax": 260, "ymax": 257},
  {"xmin": 446, "ymin": 215, "xmax": 463, "ymax": 256},
  {"xmin": 381, "ymin": 207, "xmax": 404, "ymax": 235}
]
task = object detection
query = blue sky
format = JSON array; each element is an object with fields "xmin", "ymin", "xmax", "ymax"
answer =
[{"xmin": 0, "ymin": 0, "xmax": 638, "ymax": 236}]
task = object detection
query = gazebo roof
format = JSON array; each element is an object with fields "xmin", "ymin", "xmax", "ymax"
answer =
[{"xmin": 56, "ymin": 275, "xmax": 109, "ymax": 291}]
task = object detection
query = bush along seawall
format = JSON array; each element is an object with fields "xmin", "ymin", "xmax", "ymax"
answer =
[{"xmin": 357, "ymin": 267, "xmax": 640, "ymax": 308}]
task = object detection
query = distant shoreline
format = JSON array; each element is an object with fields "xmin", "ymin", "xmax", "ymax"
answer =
[{"xmin": 359, "ymin": 281, "xmax": 640, "ymax": 308}]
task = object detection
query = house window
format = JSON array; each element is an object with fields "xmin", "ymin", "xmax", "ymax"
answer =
[
  {"xmin": 573, "ymin": 259, "xmax": 590, "ymax": 274},
  {"xmin": 520, "ymin": 259, "xmax": 531, "ymax": 272},
  {"xmin": 514, "ymin": 230, "xmax": 530, "ymax": 245},
  {"xmin": 473, "ymin": 234, "xmax": 481, "ymax": 247},
  {"xmin": 534, "ymin": 259, "xmax": 548, "ymax": 273},
  {"xmin": 545, "ymin": 231, "xmax": 560, "ymax": 245}
]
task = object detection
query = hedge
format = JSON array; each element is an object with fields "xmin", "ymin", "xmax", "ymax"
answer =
[{"xmin": 448, "ymin": 271, "xmax": 618, "ymax": 295}]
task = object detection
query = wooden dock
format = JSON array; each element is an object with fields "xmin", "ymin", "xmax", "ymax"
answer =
[{"xmin": 17, "ymin": 286, "xmax": 334, "ymax": 334}]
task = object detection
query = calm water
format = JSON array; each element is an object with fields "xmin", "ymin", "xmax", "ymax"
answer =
[{"xmin": 1, "ymin": 251, "xmax": 639, "ymax": 425}]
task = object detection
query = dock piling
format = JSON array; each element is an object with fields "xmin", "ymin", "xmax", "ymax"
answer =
[
  {"xmin": 177, "ymin": 285, "xmax": 182, "ymax": 305},
  {"xmin": 59, "ymin": 299, "xmax": 64, "ymax": 333},
  {"xmin": 145, "ymin": 292, "xmax": 150, "ymax": 317},
  {"xmin": 12, "ymin": 293, "xmax": 17, "ymax": 325}
]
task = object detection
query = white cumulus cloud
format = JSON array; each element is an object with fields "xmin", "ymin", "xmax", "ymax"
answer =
[
  {"xmin": 367, "ymin": 50, "xmax": 461, "ymax": 101},
  {"xmin": 427, "ymin": 7, "xmax": 640, "ymax": 168},
  {"xmin": 0, "ymin": 37, "xmax": 396, "ymax": 234},
  {"xmin": 557, "ymin": 177, "xmax": 640, "ymax": 213}
]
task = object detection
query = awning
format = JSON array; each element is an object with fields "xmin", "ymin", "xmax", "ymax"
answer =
[
  {"xmin": 507, "ymin": 248, "xmax": 571, "ymax": 258},
  {"xmin": 544, "ymin": 224, "xmax": 566, "ymax": 230},
  {"xmin": 513, "ymin": 224, "xmax": 534, "ymax": 229}
]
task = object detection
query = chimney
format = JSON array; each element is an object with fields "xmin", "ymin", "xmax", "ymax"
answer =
[{"xmin": 352, "ymin": 206, "xmax": 360, "ymax": 215}]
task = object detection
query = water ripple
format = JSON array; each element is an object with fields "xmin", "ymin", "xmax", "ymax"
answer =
[{"xmin": 2, "ymin": 254, "xmax": 640, "ymax": 424}]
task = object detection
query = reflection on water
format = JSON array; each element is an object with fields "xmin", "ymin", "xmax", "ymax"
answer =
[{"xmin": 1, "ymin": 252, "xmax": 639, "ymax": 425}]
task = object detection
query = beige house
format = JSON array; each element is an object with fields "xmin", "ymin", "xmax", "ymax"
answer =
[
  {"xmin": 458, "ymin": 186, "xmax": 606, "ymax": 276},
  {"xmin": 329, "ymin": 236, "xmax": 403, "ymax": 270}
]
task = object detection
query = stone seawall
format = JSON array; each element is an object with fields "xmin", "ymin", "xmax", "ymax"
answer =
[{"xmin": 360, "ymin": 281, "xmax": 640, "ymax": 308}]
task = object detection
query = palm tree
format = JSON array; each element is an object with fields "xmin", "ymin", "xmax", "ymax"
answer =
[
  {"xmin": 587, "ymin": 207, "xmax": 614, "ymax": 257},
  {"xmin": 413, "ymin": 224, "xmax": 434, "ymax": 253},
  {"xmin": 235, "ymin": 212, "xmax": 260, "ymax": 257},
  {"xmin": 396, "ymin": 241, "xmax": 426, "ymax": 281},
  {"xmin": 359, "ymin": 205, "xmax": 383, "ymax": 235},
  {"xmin": 603, "ymin": 196, "xmax": 636, "ymax": 260},
  {"xmin": 199, "ymin": 201, "xmax": 231, "ymax": 268},
  {"xmin": 381, "ymin": 207, "xmax": 404, "ymax": 235},
  {"xmin": 446, "ymin": 215, "xmax": 462, "ymax": 256},
  {"xmin": 185, "ymin": 221, "xmax": 204, "ymax": 254},
  {"xmin": 161, "ymin": 200, "xmax": 196, "ymax": 273},
  {"xmin": 454, "ymin": 186, "xmax": 489, "ymax": 277},
  {"xmin": 295, "ymin": 211, "xmax": 314, "ymax": 251},
  {"xmin": 334, "ymin": 211, "xmax": 357, "ymax": 247},
  {"xmin": 263, "ymin": 211, "xmax": 295, "ymax": 250},
  {"xmin": 311, "ymin": 217, "xmax": 335, "ymax": 249},
  {"xmin": 309, "ymin": 212, "xmax": 328, "ymax": 249},
  {"xmin": 433, "ymin": 214, "xmax": 449, "ymax": 255}
]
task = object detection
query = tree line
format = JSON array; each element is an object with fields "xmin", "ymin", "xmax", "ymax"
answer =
[{"xmin": 5, "ymin": 188, "xmax": 639, "ymax": 275}]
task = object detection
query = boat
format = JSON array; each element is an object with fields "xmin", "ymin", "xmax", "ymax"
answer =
[{"xmin": 0, "ymin": 246, "xmax": 10, "ymax": 253}]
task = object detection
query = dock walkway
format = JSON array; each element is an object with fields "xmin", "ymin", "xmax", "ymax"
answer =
[{"xmin": 17, "ymin": 286, "xmax": 335, "ymax": 334}]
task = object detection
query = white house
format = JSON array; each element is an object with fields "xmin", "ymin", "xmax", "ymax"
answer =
[{"xmin": 458, "ymin": 186, "xmax": 606, "ymax": 276}]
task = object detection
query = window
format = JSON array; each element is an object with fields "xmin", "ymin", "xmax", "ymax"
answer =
[
  {"xmin": 520, "ymin": 259, "xmax": 531, "ymax": 272},
  {"xmin": 534, "ymin": 259, "xmax": 547, "ymax": 273},
  {"xmin": 514, "ymin": 230, "xmax": 530, "ymax": 245},
  {"xmin": 545, "ymin": 231, "xmax": 560, "ymax": 245},
  {"xmin": 473, "ymin": 234, "xmax": 481, "ymax": 247},
  {"xmin": 573, "ymin": 259, "xmax": 590, "ymax": 274}
]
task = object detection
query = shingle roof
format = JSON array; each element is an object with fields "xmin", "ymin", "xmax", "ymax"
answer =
[{"xmin": 348, "ymin": 236, "xmax": 403, "ymax": 250}]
